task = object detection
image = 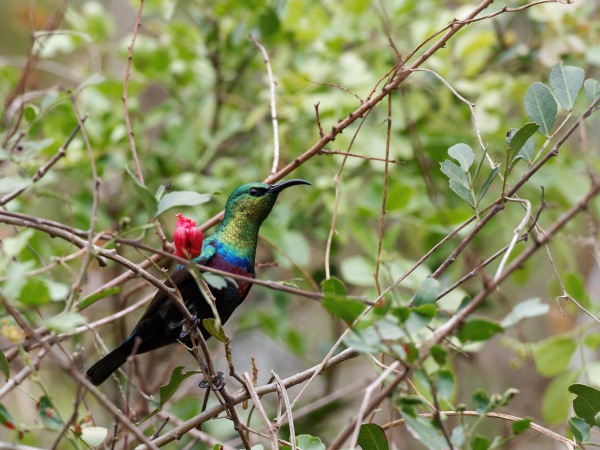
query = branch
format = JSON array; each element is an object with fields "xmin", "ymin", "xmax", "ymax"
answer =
[
  {"xmin": 250, "ymin": 35, "xmax": 280, "ymax": 175},
  {"xmin": 134, "ymin": 348, "xmax": 359, "ymax": 449}
]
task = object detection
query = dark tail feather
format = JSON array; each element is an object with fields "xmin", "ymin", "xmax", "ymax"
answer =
[{"xmin": 86, "ymin": 340, "xmax": 133, "ymax": 386}]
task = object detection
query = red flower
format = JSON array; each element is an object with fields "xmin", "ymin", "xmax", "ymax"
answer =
[{"xmin": 173, "ymin": 213, "xmax": 204, "ymax": 258}]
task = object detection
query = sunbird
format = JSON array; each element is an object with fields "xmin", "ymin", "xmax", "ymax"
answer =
[{"xmin": 86, "ymin": 179, "xmax": 311, "ymax": 386}]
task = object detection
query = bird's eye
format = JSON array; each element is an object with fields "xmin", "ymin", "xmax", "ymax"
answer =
[{"xmin": 249, "ymin": 188, "xmax": 261, "ymax": 197}]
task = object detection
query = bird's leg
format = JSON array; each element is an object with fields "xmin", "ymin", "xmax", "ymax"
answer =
[{"xmin": 197, "ymin": 358, "xmax": 225, "ymax": 391}]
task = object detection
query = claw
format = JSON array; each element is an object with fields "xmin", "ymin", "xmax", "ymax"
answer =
[
  {"xmin": 177, "ymin": 315, "xmax": 199, "ymax": 339},
  {"xmin": 198, "ymin": 371, "xmax": 225, "ymax": 390}
]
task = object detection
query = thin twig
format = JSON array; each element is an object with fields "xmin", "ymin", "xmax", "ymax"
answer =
[
  {"xmin": 66, "ymin": 95, "xmax": 101, "ymax": 310},
  {"xmin": 250, "ymin": 35, "xmax": 280, "ymax": 175},
  {"xmin": 494, "ymin": 197, "xmax": 532, "ymax": 281},
  {"xmin": 273, "ymin": 372, "xmax": 296, "ymax": 450},
  {"xmin": 243, "ymin": 372, "xmax": 278, "ymax": 449},
  {"xmin": 0, "ymin": 290, "xmax": 160, "ymax": 450},
  {"xmin": 134, "ymin": 349, "xmax": 359, "ymax": 449},
  {"xmin": 374, "ymin": 93, "xmax": 393, "ymax": 294},
  {"xmin": 198, "ymin": 0, "xmax": 499, "ymax": 232},
  {"xmin": 318, "ymin": 149, "xmax": 404, "ymax": 166},
  {"xmin": 314, "ymin": 102, "xmax": 324, "ymax": 138},
  {"xmin": 0, "ymin": 115, "xmax": 87, "ymax": 205},
  {"xmin": 382, "ymin": 410, "xmax": 575, "ymax": 450},
  {"xmin": 123, "ymin": 0, "xmax": 145, "ymax": 184}
]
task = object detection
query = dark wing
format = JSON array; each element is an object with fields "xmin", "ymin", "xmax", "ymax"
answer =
[{"xmin": 137, "ymin": 242, "xmax": 217, "ymax": 323}]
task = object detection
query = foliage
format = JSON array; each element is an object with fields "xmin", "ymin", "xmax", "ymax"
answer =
[{"xmin": 0, "ymin": 0, "xmax": 600, "ymax": 449}]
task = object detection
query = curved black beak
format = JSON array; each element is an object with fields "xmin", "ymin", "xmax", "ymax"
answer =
[{"xmin": 269, "ymin": 179, "xmax": 312, "ymax": 194}]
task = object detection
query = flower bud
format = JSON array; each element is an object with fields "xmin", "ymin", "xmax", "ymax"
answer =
[{"xmin": 173, "ymin": 213, "xmax": 204, "ymax": 258}]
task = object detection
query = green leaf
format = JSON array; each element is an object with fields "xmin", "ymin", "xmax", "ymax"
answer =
[
  {"xmin": 473, "ymin": 389, "xmax": 490, "ymax": 415},
  {"xmin": 525, "ymin": 81, "xmax": 558, "ymax": 136},
  {"xmin": 357, "ymin": 423, "xmax": 389, "ymax": 450},
  {"xmin": 24, "ymin": 104, "xmax": 38, "ymax": 122},
  {"xmin": 321, "ymin": 276, "xmax": 366, "ymax": 324},
  {"xmin": 41, "ymin": 312, "xmax": 86, "ymax": 333},
  {"xmin": 440, "ymin": 160, "xmax": 468, "ymax": 186},
  {"xmin": 542, "ymin": 370, "xmax": 579, "ymax": 424},
  {"xmin": 202, "ymin": 318, "xmax": 226, "ymax": 342},
  {"xmin": 457, "ymin": 318, "xmax": 503, "ymax": 343},
  {"xmin": 405, "ymin": 305, "xmax": 437, "ymax": 333},
  {"xmin": 19, "ymin": 278, "xmax": 51, "ymax": 306},
  {"xmin": 449, "ymin": 180, "xmax": 475, "ymax": 208},
  {"xmin": 3, "ymin": 261, "xmax": 34, "ymax": 299},
  {"xmin": 0, "ymin": 403, "xmax": 16, "ymax": 430},
  {"xmin": 569, "ymin": 384, "xmax": 600, "ymax": 426},
  {"xmin": 45, "ymin": 280, "xmax": 69, "ymax": 302},
  {"xmin": 511, "ymin": 418, "xmax": 531, "ymax": 435},
  {"xmin": 524, "ymin": 82, "xmax": 557, "ymax": 136},
  {"xmin": 472, "ymin": 435, "xmax": 489, "ymax": 450},
  {"xmin": 126, "ymin": 167, "xmax": 157, "ymax": 217},
  {"xmin": 584, "ymin": 79, "xmax": 600, "ymax": 105},
  {"xmin": 476, "ymin": 166, "xmax": 500, "ymax": 204},
  {"xmin": 295, "ymin": 435, "xmax": 326, "ymax": 450},
  {"xmin": 437, "ymin": 370, "xmax": 455, "ymax": 401},
  {"xmin": 0, "ymin": 349, "xmax": 8, "ymax": 381},
  {"xmin": 508, "ymin": 122, "xmax": 539, "ymax": 158},
  {"xmin": 448, "ymin": 143, "xmax": 475, "ymax": 171},
  {"xmin": 500, "ymin": 297, "xmax": 549, "ymax": 328},
  {"xmin": 400, "ymin": 411, "xmax": 448, "ymax": 450},
  {"xmin": 77, "ymin": 287, "xmax": 121, "ymax": 311},
  {"xmin": 80, "ymin": 426, "xmax": 108, "ymax": 447},
  {"xmin": 154, "ymin": 191, "xmax": 211, "ymax": 218},
  {"xmin": 159, "ymin": 366, "xmax": 202, "ymax": 407},
  {"xmin": 533, "ymin": 335, "xmax": 576, "ymax": 377},
  {"xmin": 412, "ymin": 277, "xmax": 440, "ymax": 306},
  {"xmin": 568, "ymin": 417, "xmax": 590, "ymax": 443},
  {"xmin": 440, "ymin": 158, "xmax": 474, "ymax": 206},
  {"xmin": 430, "ymin": 345, "xmax": 446, "ymax": 366},
  {"xmin": 37, "ymin": 396, "xmax": 62, "ymax": 430},
  {"xmin": 549, "ymin": 62, "xmax": 585, "ymax": 110},
  {"xmin": 203, "ymin": 273, "xmax": 229, "ymax": 290},
  {"xmin": 450, "ymin": 425, "xmax": 465, "ymax": 447},
  {"xmin": 2, "ymin": 229, "xmax": 34, "ymax": 258}
]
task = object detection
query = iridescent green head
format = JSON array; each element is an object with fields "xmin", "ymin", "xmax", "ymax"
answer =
[{"xmin": 223, "ymin": 179, "xmax": 311, "ymax": 226}]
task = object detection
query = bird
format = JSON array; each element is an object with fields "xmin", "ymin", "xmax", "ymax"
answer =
[{"xmin": 86, "ymin": 179, "xmax": 311, "ymax": 386}]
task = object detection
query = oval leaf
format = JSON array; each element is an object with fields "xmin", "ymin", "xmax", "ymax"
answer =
[
  {"xmin": 126, "ymin": 167, "xmax": 157, "ymax": 217},
  {"xmin": 413, "ymin": 277, "xmax": 441, "ymax": 306},
  {"xmin": 295, "ymin": 435, "xmax": 326, "ymax": 450},
  {"xmin": 448, "ymin": 143, "xmax": 475, "ymax": 172},
  {"xmin": 508, "ymin": 122, "xmax": 539, "ymax": 156},
  {"xmin": 202, "ymin": 318, "xmax": 227, "ymax": 342},
  {"xmin": 533, "ymin": 335, "xmax": 576, "ymax": 377},
  {"xmin": 458, "ymin": 318, "xmax": 503, "ymax": 343},
  {"xmin": 357, "ymin": 423, "xmax": 389, "ymax": 450},
  {"xmin": 568, "ymin": 417, "xmax": 590, "ymax": 443},
  {"xmin": 584, "ymin": 79, "xmax": 600, "ymax": 105},
  {"xmin": 524, "ymin": 82, "xmax": 557, "ymax": 136},
  {"xmin": 80, "ymin": 426, "xmax": 108, "ymax": 447},
  {"xmin": 321, "ymin": 277, "xmax": 366, "ymax": 324},
  {"xmin": 549, "ymin": 62, "xmax": 584, "ymax": 110},
  {"xmin": 569, "ymin": 384, "xmax": 600, "ymax": 426},
  {"xmin": 155, "ymin": 191, "xmax": 211, "ymax": 218}
]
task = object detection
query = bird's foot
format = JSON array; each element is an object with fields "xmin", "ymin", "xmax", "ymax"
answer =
[
  {"xmin": 198, "ymin": 371, "xmax": 225, "ymax": 390},
  {"xmin": 177, "ymin": 315, "xmax": 200, "ymax": 339}
]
